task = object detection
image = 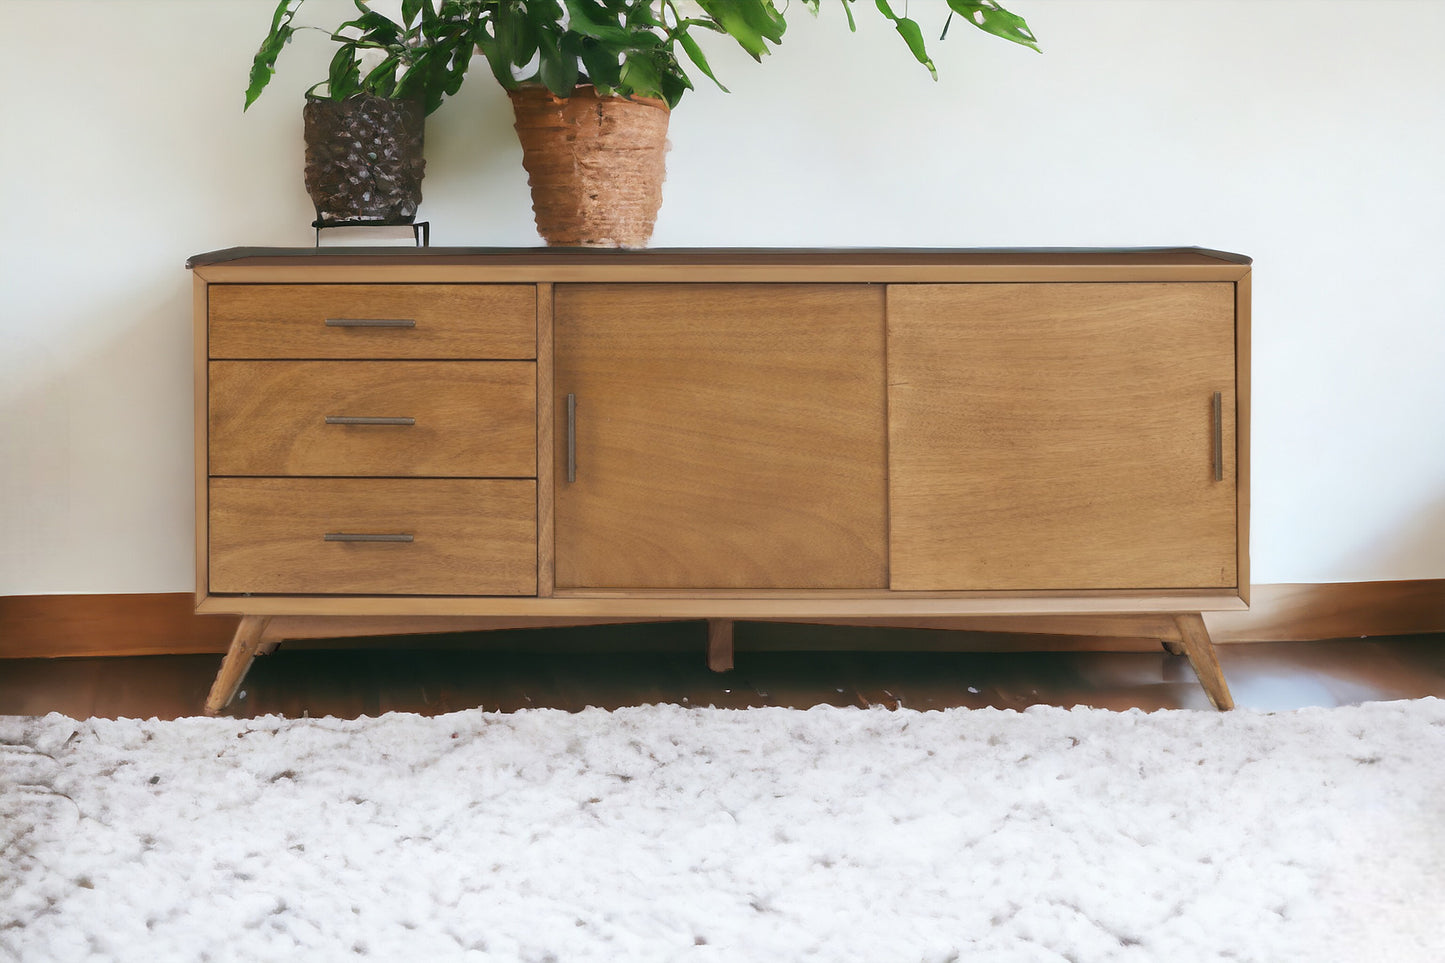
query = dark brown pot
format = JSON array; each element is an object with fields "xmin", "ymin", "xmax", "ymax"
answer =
[
  {"xmin": 509, "ymin": 85, "xmax": 670, "ymax": 248},
  {"xmin": 303, "ymin": 96, "xmax": 426, "ymax": 224}
]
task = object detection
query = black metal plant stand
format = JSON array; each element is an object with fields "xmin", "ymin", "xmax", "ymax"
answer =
[{"xmin": 313, "ymin": 219, "xmax": 430, "ymax": 247}]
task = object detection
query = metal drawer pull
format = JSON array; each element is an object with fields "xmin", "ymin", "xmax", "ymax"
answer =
[
  {"xmin": 325, "ymin": 416, "xmax": 415, "ymax": 426},
  {"xmin": 566, "ymin": 393, "xmax": 577, "ymax": 484},
  {"xmin": 1211, "ymin": 391, "xmax": 1224, "ymax": 482},
  {"xmin": 324, "ymin": 533, "xmax": 414, "ymax": 543},
  {"xmin": 324, "ymin": 318, "xmax": 416, "ymax": 328}
]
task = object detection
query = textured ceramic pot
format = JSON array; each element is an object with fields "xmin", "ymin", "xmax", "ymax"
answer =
[
  {"xmin": 302, "ymin": 95, "xmax": 426, "ymax": 224},
  {"xmin": 509, "ymin": 85, "xmax": 670, "ymax": 248}
]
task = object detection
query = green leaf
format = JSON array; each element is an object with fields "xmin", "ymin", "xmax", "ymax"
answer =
[
  {"xmin": 618, "ymin": 52, "xmax": 663, "ymax": 100},
  {"xmin": 945, "ymin": 0, "xmax": 1041, "ymax": 52},
  {"xmin": 476, "ymin": 31, "xmax": 522, "ymax": 89},
  {"xmin": 362, "ymin": 54, "xmax": 400, "ymax": 98},
  {"xmin": 737, "ymin": 0, "xmax": 788, "ymax": 42},
  {"xmin": 494, "ymin": 4, "xmax": 540, "ymax": 67},
  {"xmin": 337, "ymin": 10, "xmax": 403, "ymax": 45},
  {"xmin": 352, "ymin": 0, "xmax": 402, "ymax": 32},
  {"xmin": 695, "ymin": 0, "xmax": 785, "ymax": 61},
  {"xmin": 398, "ymin": 49, "xmax": 447, "ymax": 113},
  {"xmin": 438, "ymin": 42, "xmax": 474, "ymax": 98},
  {"xmin": 677, "ymin": 27, "xmax": 727, "ymax": 92},
  {"xmin": 243, "ymin": 0, "xmax": 303, "ymax": 111},
  {"xmin": 659, "ymin": 73, "xmax": 688, "ymax": 109},
  {"xmin": 874, "ymin": 1, "xmax": 936, "ymax": 79},
  {"xmin": 327, "ymin": 43, "xmax": 361, "ymax": 100},
  {"xmin": 537, "ymin": 34, "xmax": 579, "ymax": 95},
  {"xmin": 577, "ymin": 37, "xmax": 623, "ymax": 89},
  {"xmin": 623, "ymin": 0, "xmax": 666, "ymax": 31},
  {"xmin": 563, "ymin": 0, "xmax": 633, "ymax": 45},
  {"xmin": 402, "ymin": 0, "xmax": 423, "ymax": 28}
]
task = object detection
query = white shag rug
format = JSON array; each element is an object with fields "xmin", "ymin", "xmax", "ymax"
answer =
[{"xmin": 3, "ymin": 700, "xmax": 1443, "ymax": 963}]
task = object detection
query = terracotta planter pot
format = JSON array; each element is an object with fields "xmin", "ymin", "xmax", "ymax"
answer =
[
  {"xmin": 508, "ymin": 85, "xmax": 670, "ymax": 248},
  {"xmin": 303, "ymin": 95, "xmax": 426, "ymax": 224}
]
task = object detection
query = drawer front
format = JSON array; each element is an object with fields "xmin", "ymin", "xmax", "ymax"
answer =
[
  {"xmin": 210, "ymin": 361, "xmax": 536, "ymax": 477},
  {"xmin": 209, "ymin": 478, "xmax": 537, "ymax": 595},
  {"xmin": 209, "ymin": 284, "xmax": 536, "ymax": 359}
]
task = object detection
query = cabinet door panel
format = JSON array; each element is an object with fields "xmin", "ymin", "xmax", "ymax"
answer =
[
  {"xmin": 889, "ymin": 283, "xmax": 1237, "ymax": 591},
  {"xmin": 555, "ymin": 284, "xmax": 887, "ymax": 589}
]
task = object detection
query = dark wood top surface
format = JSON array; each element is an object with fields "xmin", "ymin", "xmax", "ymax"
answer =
[{"xmin": 187, "ymin": 246, "xmax": 1251, "ymax": 270}]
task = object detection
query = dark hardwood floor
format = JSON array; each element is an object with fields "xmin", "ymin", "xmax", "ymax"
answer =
[{"xmin": 2, "ymin": 622, "xmax": 1442, "ymax": 720}]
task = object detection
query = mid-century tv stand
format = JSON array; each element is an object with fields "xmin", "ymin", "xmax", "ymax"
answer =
[{"xmin": 188, "ymin": 247, "xmax": 1250, "ymax": 714}]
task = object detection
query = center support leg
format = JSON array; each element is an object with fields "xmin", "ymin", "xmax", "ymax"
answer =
[
  {"xmin": 1173, "ymin": 613, "xmax": 1234, "ymax": 711},
  {"xmin": 204, "ymin": 615, "xmax": 272, "ymax": 716},
  {"xmin": 707, "ymin": 618, "xmax": 735, "ymax": 673}
]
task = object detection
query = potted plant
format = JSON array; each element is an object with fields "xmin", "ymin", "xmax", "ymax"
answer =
[
  {"xmin": 472, "ymin": 0, "xmax": 1039, "ymax": 247},
  {"xmin": 246, "ymin": 0, "xmax": 479, "ymax": 226}
]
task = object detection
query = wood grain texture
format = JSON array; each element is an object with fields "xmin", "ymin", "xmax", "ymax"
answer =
[
  {"xmin": 194, "ymin": 275, "xmax": 210, "ymax": 604},
  {"xmin": 208, "ymin": 284, "xmax": 536, "ymax": 359},
  {"xmin": 204, "ymin": 615, "xmax": 270, "ymax": 715},
  {"xmin": 0, "ymin": 593, "xmax": 240, "ymax": 659},
  {"xmin": 1206, "ymin": 580, "xmax": 1445, "ymax": 643},
  {"xmin": 536, "ymin": 284, "xmax": 556, "ymax": 597},
  {"xmin": 262, "ymin": 615, "xmax": 680, "ymax": 641},
  {"xmin": 189, "ymin": 249, "xmax": 1252, "ymax": 289},
  {"xmin": 554, "ymin": 284, "xmax": 888, "ymax": 590},
  {"xmin": 6, "ymin": 581, "xmax": 1441, "ymax": 659},
  {"xmin": 708, "ymin": 619, "xmax": 735, "ymax": 672},
  {"xmin": 209, "ymin": 478, "xmax": 537, "ymax": 596},
  {"xmin": 209, "ymin": 361, "xmax": 536, "ymax": 477},
  {"xmin": 193, "ymin": 593, "xmax": 1247, "ymax": 619},
  {"xmin": 196, "ymin": 264, "xmax": 1253, "ymax": 285},
  {"xmin": 789, "ymin": 614, "xmax": 1187, "ymax": 641},
  {"xmin": 889, "ymin": 282, "xmax": 1238, "ymax": 591},
  {"xmin": 191, "ymin": 248, "xmax": 1251, "ymax": 271},
  {"xmin": 1175, "ymin": 613, "xmax": 1233, "ymax": 710},
  {"xmin": 1235, "ymin": 274, "xmax": 1252, "ymax": 604}
]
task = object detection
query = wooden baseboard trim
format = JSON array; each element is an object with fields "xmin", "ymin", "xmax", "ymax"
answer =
[
  {"xmin": 1204, "ymin": 580, "xmax": 1445, "ymax": 643},
  {"xmin": 2, "ymin": 580, "xmax": 1441, "ymax": 659},
  {"xmin": 0, "ymin": 593, "xmax": 240, "ymax": 659}
]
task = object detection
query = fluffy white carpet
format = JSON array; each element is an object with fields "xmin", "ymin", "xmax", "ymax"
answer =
[{"xmin": 3, "ymin": 700, "xmax": 1443, "ymax": 962}]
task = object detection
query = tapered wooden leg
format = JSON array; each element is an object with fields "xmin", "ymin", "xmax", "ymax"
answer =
[
  {"xmin": 204, "ymin": 616, "xmax": 271, "ymax": 716},
  {"xmin": 1173, "ymin": 613, "xmax": 1233, "ymax": 711},
  {"xmin": 707, "ymin": 619, "xmax": 735, "ymax": 673}
]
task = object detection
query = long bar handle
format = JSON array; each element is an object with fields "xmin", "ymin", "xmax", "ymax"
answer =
[
  {"xmin": 1211, "ymin": 391, "xmax": 1224, "ymax": 482},
  {"xmin": 325, "ymin": 318, "xmax": 416, "ymax": 328},
  {"xmin": 325, "ymin": 416, "xmax": 415, "ymax": 426},
  {"xmin": 323, "ymin": 533, "xmax": 414, "ymax": 543},
  {"xmin": 566, "ymin": 393, "xmax": 577, "ymax": 484}
]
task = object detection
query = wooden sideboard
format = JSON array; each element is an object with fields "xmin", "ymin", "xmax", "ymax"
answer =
[{"xmin": 188, "ymin": 247, "xmax": 1251, "ymax": 713}]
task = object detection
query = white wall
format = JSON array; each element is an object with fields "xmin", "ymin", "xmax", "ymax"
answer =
[{"xmin": 2, "ymin": 0, "xmax": 1442, "ymax": 594}]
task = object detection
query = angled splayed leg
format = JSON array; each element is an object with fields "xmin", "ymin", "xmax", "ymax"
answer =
[
  {"xmin": 204, "ymin": 616, "xmax": 272, "ymax": 716},
  {"xmin": 1173, "ymin": 613, "xmax": 1234, "ymax": 711},
  {"xmin": 707, "ymin": 619, "xmax": 735, "ymax": 673}
]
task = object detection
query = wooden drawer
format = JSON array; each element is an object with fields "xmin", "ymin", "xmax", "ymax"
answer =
[
  {"xmin": 209, "ymin": 284, "xmax": 536, "ymax": 359},
  {"xmin": 209, "ymin": 478, "xmax": 537, "ymax": 595},
  {"xmin": 210, "ymin": 361, "xmax": 535, "ymax": 477}
]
